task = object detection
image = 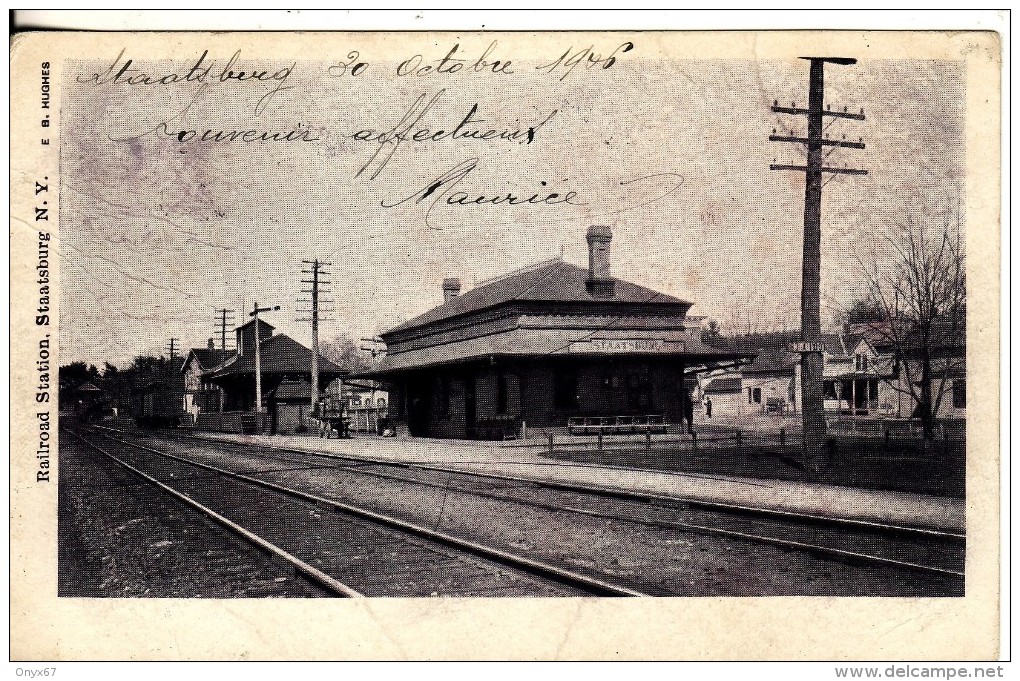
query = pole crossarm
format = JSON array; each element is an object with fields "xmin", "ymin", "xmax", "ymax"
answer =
[
  {"xmin": 771, "ymin": 105, "xmax": 866, "ymax": 120},
  {"xmin": 769, "ymin": 134, "xmax": 865, "ymax": 149},
  {"xmin": 769, "ymin": 164, "xmax": 868, "ymax": 175}
]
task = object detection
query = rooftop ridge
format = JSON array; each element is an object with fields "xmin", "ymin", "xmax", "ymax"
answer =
[{"xmin": 471, "ymin": 256, "xmax": 565, "ymax": 289}]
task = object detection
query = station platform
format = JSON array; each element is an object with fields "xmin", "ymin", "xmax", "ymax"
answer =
[{"xmin": 187, "ymin": 431, "xmax": 965, "ymax": 533}]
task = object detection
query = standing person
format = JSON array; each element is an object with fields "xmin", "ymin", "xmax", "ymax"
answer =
[
  {"xmin": 706, "ymin": 397, "xmax": 713, "ymax": 419},
  {"xmin": 683, "ymin": 392, "xmax": 694, "ymax": 434}
]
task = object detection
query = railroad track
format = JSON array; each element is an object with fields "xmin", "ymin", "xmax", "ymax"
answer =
[
  {"xmin": 70, "ymin": 428, "xmax": 647, "ymax": 597},
  {"xmin": 89, "ymin": 426, "xmax": 966, "ymax": 584}
]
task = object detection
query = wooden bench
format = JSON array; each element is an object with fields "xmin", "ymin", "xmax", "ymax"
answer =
[{"xmin": 567, "ymin": 415, "xmax": 669, "ymax": 436}]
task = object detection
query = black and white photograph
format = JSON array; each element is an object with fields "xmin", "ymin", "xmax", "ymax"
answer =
[{"xmin": 10, "ymin": 19, "xmax": 1002, "ymax": 662}]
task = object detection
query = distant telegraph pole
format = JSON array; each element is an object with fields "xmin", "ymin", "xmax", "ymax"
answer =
[
  {"xmin": 298, "ymin": 259, "xmax": 334, "ymax": 413},
  {"xmin": 166, "ymin": 338, "xmax": 179, "ymax": 362},
  {"xmin": 769, "ymin": 57, "xmax": 868, "ymax": 472},
  {"xmin": 214, "ymin": 308, "xmax": 236, "ymax": 353}
]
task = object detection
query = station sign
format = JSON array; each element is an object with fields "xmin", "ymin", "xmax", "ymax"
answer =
[
  {"xmin": 789, "ymin": 341, "xmax": 827, "ymax": 353},
  {"xmin": 570, "ymin": 338, "xmax": 686, "ymax": 353}
]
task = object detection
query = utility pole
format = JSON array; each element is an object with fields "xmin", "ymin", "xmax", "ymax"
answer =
[
  {"xmin": 298, "ymin": 260, "xmax": 333, "ymax": 414},
  {"xmin": 250, "ymin": 302, "xmax": 280, "ymax": 421},
  {"xmin": 214, "ymin": 308, "xmax": 235, "ymax": 353},
  {"xmin": 166, "ymin": 338, "xmax": 179, "ymax": 363},
  {"xmin": 769, "ymin": 57, "xmax": 867, "ymax": 472}
]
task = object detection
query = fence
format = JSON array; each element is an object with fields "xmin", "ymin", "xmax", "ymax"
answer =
[
  {"xmin": 529, "ymin": 421, "xmax": 963, "ymax": 464},
  {"xmin": 194, "ymin": 411, "xmax": 267, "ymax": 434}
]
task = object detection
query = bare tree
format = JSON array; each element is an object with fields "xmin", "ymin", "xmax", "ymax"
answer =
[
  {"xmin": 319, "ymin": 333, "xmax": 374, "ymax": 374},
  {"xmin": 854, "ymin": 214, "xmax": 965, "ymax": 438}
]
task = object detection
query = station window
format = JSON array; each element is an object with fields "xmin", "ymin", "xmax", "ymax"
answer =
[
  {"xmin": 823, "ymin": 381, "xmax": 838, "ymax": 399},
  {"xmin": 752, "ymin": 387, "xmax": 761, "ymax": 404},
  {"xmin": 953, "ymin": 380, "xmax": 966, "ymax": 408}
]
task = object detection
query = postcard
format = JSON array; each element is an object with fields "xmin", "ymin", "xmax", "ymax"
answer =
[{"xmin": 9, "ymin": 28, "xmax": 1001, "ymax": 660}]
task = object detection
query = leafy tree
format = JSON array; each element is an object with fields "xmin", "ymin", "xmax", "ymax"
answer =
[{"xmin": 58, "ymin": 362, "xmax": 100, "ymax": 391}]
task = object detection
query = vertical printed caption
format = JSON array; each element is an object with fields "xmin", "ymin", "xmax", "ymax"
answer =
[{"xmin": 34, "ymin": 60, "xmax": 53, "ymax": 482}]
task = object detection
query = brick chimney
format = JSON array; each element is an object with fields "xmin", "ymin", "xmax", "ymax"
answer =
[
  {"xmin": 586, "ymin": 225, "xmax": 615, "ymax": 297},
  {"xmin": 442, "ymin": 277, "xmax": 461, "ymax": 302}
]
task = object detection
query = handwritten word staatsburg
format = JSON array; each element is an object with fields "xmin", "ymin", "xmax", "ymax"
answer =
[{"xmin": 77, "ymin": 49, "xmax": 296, "ymax": 115}]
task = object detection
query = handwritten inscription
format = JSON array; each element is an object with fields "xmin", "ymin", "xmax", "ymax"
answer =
[
  {"xmin": 380, "ymin": 157, "xmax": 582, "ymax": 228},
  {"xmin": 352, "ymin": 89, "xmax": 557, "ymax": 179},
  {"xmin": 395, "ymin": 41, "xmax": 514, "ymax": 77},
  {"xmin": 74, "ymin": 41, "xmax": 687, "ymax": 228},
  {"xmin": 77, "ymin": 49, "xmax": 296, "ymax": 115},
  {"xmin": 536, "ymin": 42, "xmax": 635, "ymax": 81}
]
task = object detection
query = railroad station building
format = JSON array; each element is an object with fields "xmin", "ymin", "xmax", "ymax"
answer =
[
  {"xmin": 360, "ymin": 226, "xmax": 750, "ymax": 439},
  {"xmin": 201, "ymin": 318, "xmax": 346, "ymax": 434}
]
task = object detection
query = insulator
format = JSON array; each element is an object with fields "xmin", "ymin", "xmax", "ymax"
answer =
[
  {"xmin": 843, "ymin": 106, "xmax": 848, "ymax": 112},
  {"xmin": 774, "ymin": 99, "xmax": 778, "ymax": 106}
]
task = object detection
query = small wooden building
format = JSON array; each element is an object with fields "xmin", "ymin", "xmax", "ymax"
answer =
[{"xmin": 202, "ymin": 318, "xmax": 346, "ymax": 433}]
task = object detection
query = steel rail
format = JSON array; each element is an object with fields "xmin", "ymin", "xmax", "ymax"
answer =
[
  {"xmin": 193, "ymin": 437, "xmax": 967, "ymax": 579},
  {"xmin": 90, "ymin": 427, "xmax": 964, "ymax": 581},
  {"xmin": 65, "ymin": 429, "xmax": 363, "ymax": 598},
  {"xmin": 87, "ymin": 428, "xmax": 647, "ymax": 597},
  {"xmin": 130, "ymin": 426, "xmax": 964, "ymax": 542}
]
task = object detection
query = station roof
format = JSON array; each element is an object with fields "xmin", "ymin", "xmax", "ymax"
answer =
[
  {"xmin": 384, "ymin": 259, "xmax": 692, "ymax": 336},
  {"xmin": 184, "ymin": 347, "xmax": 235, "ymax": 372},
  {"xmin": 358, "ymin": 326, "xmax": 751, "ymax": 378},
  {"xmin": 207, "ymin": 333, "xmax": 345, "ymax": 380}
]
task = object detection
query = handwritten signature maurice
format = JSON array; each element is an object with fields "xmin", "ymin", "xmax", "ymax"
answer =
[{"xmin": 381, "ymin": 158, "xmax": 685, "ymax": 230}]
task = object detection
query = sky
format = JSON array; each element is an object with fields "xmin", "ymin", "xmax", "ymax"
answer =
[{"xmin": 58, "ymin": 41, "xmax": 965, "ymax": 367}]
